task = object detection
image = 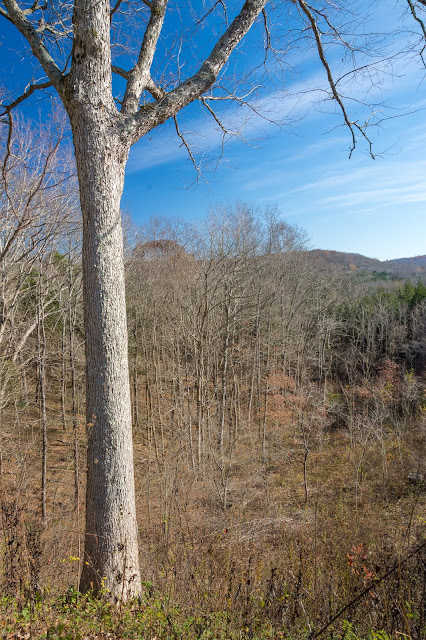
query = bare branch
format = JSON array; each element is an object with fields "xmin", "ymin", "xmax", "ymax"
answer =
[
  {"xmin": 407, "ymin": 0, "xmax": 426, "ymax": 67},
  {"xmin": 173, "ymin": 115, "xmax": 200, "ymax": 176},
  {"xmin": 0, "ymin": 80, "xmax": 53, "ymax": 116},
  {"xmin": 200, "ymin": 97, "xmax": 241, "ymax": 138},
  {"xmin": 297, "ymin": 0, "xmax": 374, "ymax": 159},
  {"xmin": 110, "ymin": 0, "xmax": 125, "ymax": 23},
  {"xmin": 1, "ymin": 111, "xmax": 16, "ymax": 220},
  {"xmin": 0, "ymin": 5, "xmax": 14, "ymax": 22},
  {"xmin": 195, "ymin": 0, "xmax": 228, "ymax": 28},
  {"xmin": 262, "ymin": 9, "xmax": 271, "ymax": 53},
  {"xmin": 202, "ymin": 85, "xmax": 262, "ymax": 101},
  {"xmin": 334, "ymin": 53, "xmax": 402, "ymax": 87},
  {"xmin": 23, "ymin": 0, "xmax": 47, "ymax": 15},
  {"xmin": 125, "ymin": 0, "xmax": 267, "ymax": 144},
  {"xmin": 303, "ymin": 2, "xmax": 351, "ymax": 51},
  {"xmin": 1, "ymin": 0, "xmax": 64, "ymax": 91},
  {"xmin": 121, "ymin": 0, "xmax": 168, "ymax": 115},
  {"xmin": 112, "ymin": 65, "xmax": 129, "ymax": 80},
  {"xmin": 36, "ymin": 22, "xmax": 67, "ymax": 37},
  {"xmin": 202, "ymin": 83, "xmax": 279, "ymax": 130},
  {"xmin": 146, "ymin": 77, "xmax": 166, "ymax": 100}
]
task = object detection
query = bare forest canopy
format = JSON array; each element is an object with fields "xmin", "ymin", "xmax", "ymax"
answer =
[{"xmin": 1, "ymin": 0, "xmax": 426, "ymax": 627}]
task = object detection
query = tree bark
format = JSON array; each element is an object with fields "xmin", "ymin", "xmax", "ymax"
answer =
[
  {"xmin": 69, "ymin": 112, "xmax": 140, "ymax": 597},
  {"xmin": 37, "ymin": 267, "xmax": 48, "ymax": 524}
]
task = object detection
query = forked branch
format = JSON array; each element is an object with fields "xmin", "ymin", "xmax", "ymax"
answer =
[
  {"xmin": 121, "ymin": 0, "xmax": 168, "ymax": 115},
  {"xmin": 298, "ymin": 0, "xmax": 374, "ymax": 158},
  {"xmin": 1, "ymin": 80, "xmax": 53, "ymax": 116},
  {"xmin": 126, "ymin": 0, "xmax": 267, "ymax": 144}
]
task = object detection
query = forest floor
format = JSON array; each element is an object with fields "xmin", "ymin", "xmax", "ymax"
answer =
[{"xmin": 0, "ymin": 393, "xmax": 425, "ymax": 640}]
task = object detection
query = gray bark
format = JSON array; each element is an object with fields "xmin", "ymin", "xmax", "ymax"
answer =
[
  {"xmin": 37, "ymin": 268, "xmax": 48, "ymax": 523},
  {"xmin": 63, "ymin": 0, "xmax": 141, "ymax": 598},
  {"xmin": 70, "ymin": 124, "xmax": 140, "ymax": 596}
]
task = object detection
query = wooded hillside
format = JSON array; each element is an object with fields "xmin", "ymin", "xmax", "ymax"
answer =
[{"xmin": 1, "ymin": 193, "xmax": 425, "ymax": 638}]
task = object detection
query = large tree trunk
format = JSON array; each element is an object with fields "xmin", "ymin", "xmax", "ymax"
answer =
[
  {"xmin": 61, "ymin": 0, "xmax": 141, "ymax": 600},
  {"xmin": 1, "ymin": 0, "xmax": 268, "ymax": 602},
  {"xmin": 69, "ymin": 109, "xmax": 141, "ymax": 598}
]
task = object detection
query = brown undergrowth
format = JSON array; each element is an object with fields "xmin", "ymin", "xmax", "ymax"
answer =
[{"xmin": 0, "ymin": 378, "xmax": 425, "ymax": 639}]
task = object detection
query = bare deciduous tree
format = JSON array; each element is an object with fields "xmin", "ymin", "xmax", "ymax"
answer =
[
  {"xmin": 1, "ymin": 0, "xmax": 423, "ymax": 599},
  {"xmin": 0, "ymin": 118, "xmax": 77, "ymax": 415}
]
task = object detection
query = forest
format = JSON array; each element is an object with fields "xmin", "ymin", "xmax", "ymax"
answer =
[{"xmin": 0, "ymin": 121, "xmax": 425, "ymax": 639}]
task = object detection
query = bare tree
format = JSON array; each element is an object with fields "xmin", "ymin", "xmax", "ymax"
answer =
[
  {"xmin": 1, "ymin": 0, "xmax": 422, "ymax": 599},
  {"xmin": 0, "ymin": 0, "xmax": 288, "ymax": 599},
  {"xmin": 0, "ymin": 118, "xmax": 77, "ymax": 415}
]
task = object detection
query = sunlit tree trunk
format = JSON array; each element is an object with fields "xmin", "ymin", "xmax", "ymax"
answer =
[
  {"xmin": 2, "ymin": 0, "xmax": 270, "ymax": 600},
  {"xmin": 69, "ymin": 114, "xmax": 140, "ymax": 596}
]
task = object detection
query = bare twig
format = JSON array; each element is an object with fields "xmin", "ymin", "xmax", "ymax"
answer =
[
  {"xmin": 1, "ymin": 80, "xmax": 53, "ymax": 116},
  {"xmin": 110, "ymin": 0, "xmax": 125, "ymax": 22},
  {"xmin": 298, "ymin": 0, "xmax": 374, "ymax": 158},
  {"xmin": 1, "ymin": 0, "xmax": 64, "ymax": 90},
  {"xmin": 195, "ymin": 0, "xmax": 228, "ymax": 27},
  {"xmin": 173, "ymin": 115, "xmax": 202, "ymax": 180},
  {"xmin": 200, "ymin": 97, "xmax": 240, "ymax": 137}
]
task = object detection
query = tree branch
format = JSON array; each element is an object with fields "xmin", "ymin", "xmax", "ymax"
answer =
[
  {"xmin": 200, "ymin": 97, "xmax": 241, "ymax": 138},
  {"xmin": 407, "ymin": 0, "xmax": 426, "ymax": 67},
  {"xmin": 297, "ymin": 0, "xmax": 374, "ymax": 159},
  {"xmin": 310, "ymin": 540, "xmax": 426, "ymax": 639},
  {"xmin": 123, "ymin": 0, "xmax": 267, "ymax": 144},
  {"xmin": 23, "ymin": 0, "xmax": 47, "ymax": 15},
  {"xmin": 195, "ymin": 0, "xmax": 228, "ymax": 28},
  {"xmin": 173, "ymin": 115, "xmax": 202, "ymax": 181},
  {"xmin": 121, "ymin": 0, "xmax": 168, "ymax": 115},
  {"xmin": 1, "ymin": 0, "xmax": 64, "ymax": 91},
  {"xmin": 110, "ymin": 0, "xmax": 125, "ymax": 23},
  {"xmin": 0, "ymin": 80, "xmax": 53, "ymax": 116},
  {"xmin": 112, "ymin": 65, "xmax": 129, "ymax": 79},
  {"xmin": 1, "ymin": 111, "xmax": 17, "ymax": 220},
  {"xmin": 0, "ymin": 5, "xmax": 14, "ymax": 23},
  {"xmin": 145, "ymin": 77, "xmax": 166, "ymax": 100}
]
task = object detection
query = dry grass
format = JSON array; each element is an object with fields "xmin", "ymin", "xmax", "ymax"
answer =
[{"xmin": 0, "ymin": 381, "xmax": 425, "ymax": 639}]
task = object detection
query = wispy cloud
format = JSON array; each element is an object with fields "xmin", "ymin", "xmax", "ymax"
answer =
[
  {"xmin": 127, "ymin": 129, "xmax": 185, "ymax": 173},
  {"xmin": 126, "ymin": 66, "xmax": 343, "ymax": 175}
]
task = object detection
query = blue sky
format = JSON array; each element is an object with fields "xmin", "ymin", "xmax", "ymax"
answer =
[
  {"xmin": 1, "ymin": 0, "xmax": 425, "ymax": 261},
  {"xmin": 124, "ymin": 102, "xmax": 426, "ymax": 261},
  {"xmin": 123, "ymin": 9, "xmax": 426, "ymax": 262}
]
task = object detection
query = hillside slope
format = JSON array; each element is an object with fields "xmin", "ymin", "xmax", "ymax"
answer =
[{"xmin": 308, "ymin": 249, "xmax": 426, "ymax": 279}]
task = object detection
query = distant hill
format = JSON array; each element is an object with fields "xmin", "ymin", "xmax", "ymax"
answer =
[
  {"xmin": 384, "ymin": 255, "xmax": 426, "ymax": 269},
  {"xmin": 307, "ymin": 250, "xmax": 426, "ymax": 281},
  {"xmin": 307, "ymin": 249, "xmax": 382, "ymax": 270}
]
